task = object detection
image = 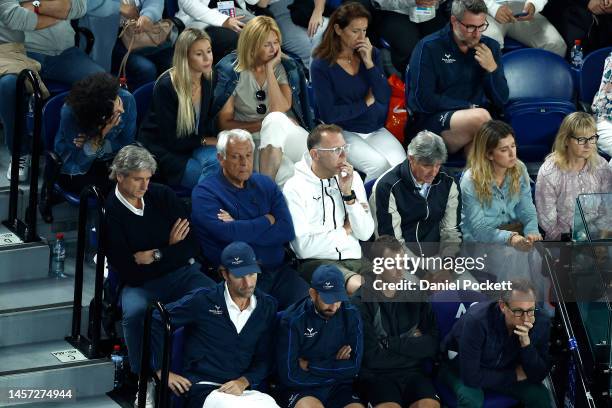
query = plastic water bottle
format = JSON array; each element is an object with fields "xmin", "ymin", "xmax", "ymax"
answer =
[
  {"xmin": 111, "ymin": 345, "xmax": 124, "ymax": 389},
  {"xmin": 570, "ymin": 39, "xmax": 584, "ymax": 69},
  {"xmin": 50, "ymin": 232, "xmax": 66, "ymax": 278}
]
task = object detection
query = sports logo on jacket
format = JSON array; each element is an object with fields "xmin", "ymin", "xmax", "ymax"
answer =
[
  {"xmin": 313, "ymin": 195, "xmax": 321, "ymax": 201},
  {"xmin": 441, "ymin": 53, "xmax": 456, "ymax": 64},
  {"xmin": 208, "ymin": 305, "xmax": 223, "ymax": 315},
  {"xmin": 304, "ymin": 328, "xmax": 318, "ymax": 338}
]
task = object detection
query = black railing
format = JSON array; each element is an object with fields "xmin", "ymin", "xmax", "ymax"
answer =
[
  {"xmin": 138, "ymin": 302, "xmax": 173, "ymax": 408},
  {"xmin": 67, "ymin": 185, "xmax": 106, "ymax": 358},
  {"xmin": 3, "ymin": 69, "xmax": 44, "ymax": 242},
  {"xmin": 540, "ymin": 243, "xmax": 598, "ymax": 408}
]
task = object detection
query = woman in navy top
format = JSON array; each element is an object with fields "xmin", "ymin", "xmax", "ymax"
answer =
[{"xmin": 310, "ymin": 2, "xmax": 405, "ymax": 182}]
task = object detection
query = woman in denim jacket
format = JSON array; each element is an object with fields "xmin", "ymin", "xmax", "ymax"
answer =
[
  {"xmin": 55, "ymin": 73, "xmax": 136, "ymax": 194},
  {"xmin": 212, "ymin": 16, "xmax": 313, "ymax": 187},
  {"xmin": 461, "ymin": 121, "xmax": 546, "ymax": 293}
]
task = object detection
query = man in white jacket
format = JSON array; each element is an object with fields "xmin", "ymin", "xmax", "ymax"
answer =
[
  {"xmin": 483, "ymin": 0, "xmax": 565, "ymax": 56},
  {"xmin": 283, "ymin": 124, "xmax": 375, "ymax": 295}
]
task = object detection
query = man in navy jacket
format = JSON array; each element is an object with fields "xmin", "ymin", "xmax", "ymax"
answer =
[
  {"xmin": 276, "ymin": 264, "xmax": 365, "ymax": 408},
  {"xmin": 191, "ymin": 129, "xmax": 309, "ymax": 309},
  {"xmin": 407, "ymin": 0, "xmax": 509, "ymax": 155},
  {"xmin": 150, "ymin": 242, "xmax": 279, "ymax": 408},
  {"xmin": 440, "ymin": 279, "xmax": 551, "ymax": 407}
]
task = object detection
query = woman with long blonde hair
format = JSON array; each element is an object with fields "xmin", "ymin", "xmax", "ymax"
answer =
[
  {"xmin": 535, "ymin": 112, "xmax": 612, "ymax": 240},
  {"xmin": 461, "ymin": 120, "xmax": 541, "ymax": 248},
  {"xmin": 215, "ymin": 16, "xmax": 310, "ymax": 187},
  {"xmin": 140, "ymin": 28, "xmax": 219, "ymax": 188}
]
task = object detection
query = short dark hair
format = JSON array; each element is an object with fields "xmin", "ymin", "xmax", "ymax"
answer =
[
  {"xmin": 501, "ymin": 279, "xmax": 536, "ymax": 303},
  {"xmin": 366, "ymin": 235, "xmax": 404, "ymax": 261},
  {"xmin": 66, "ymin": 72, "xmax": 120, "ymax": 139},
  {"xmin": 307, "ymin": 124, "xmax": 343, "ymax": 151},
  {"xmin": 451, "ymin": 0, "xmax": 487, "ymax": 19}
]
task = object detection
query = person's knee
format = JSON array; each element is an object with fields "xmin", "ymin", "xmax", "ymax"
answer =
[
  {"xmin": 470, "ymin": 108, "xmax": 491, "ymax": 126},
  {"xmin": 455, "ymin": 386, "xmax": 484, "ymax": 407},
  {"xmin": 294, "ymin": 396, "xmax": 324, "ymax": 408},
  {"xmin": 409, "ymin": 398, "xmax": 440, "ymax": 408},
  {"xmin": 359, "ymin": 153, "xmax": 390, "ymax": 181},
  {"xmin": 521, "ymin": 384, "xmax": 550, "ymax": 406},
  {"xmin": 121, "ymin": 294, "xmax": 149, "ymax": 322}
]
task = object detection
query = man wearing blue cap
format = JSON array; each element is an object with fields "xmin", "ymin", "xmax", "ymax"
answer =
[
  {"xmin": 150, "ymin": 242, "xmax": 280, "ymax": 408},
  {"xmin": 276, "ymin": 264, "xmax": 365, "ymax": 408}
]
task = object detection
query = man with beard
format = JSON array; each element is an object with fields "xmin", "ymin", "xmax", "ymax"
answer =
[
  {"xmin": 407, "ymin": 0, "xmax": 509, "ymax": 155},
  {"xmin": 276, "ymin": 264, "xmax": 365, "ymax": 408},
  {"xmin": 150, "ymin": 242, "xmax": 279, "ymax": 408}
]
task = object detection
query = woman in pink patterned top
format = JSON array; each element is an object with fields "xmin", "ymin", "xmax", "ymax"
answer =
[{"xmin": 535, "ymin": 112, "xmax": 612, "ymax": 240}]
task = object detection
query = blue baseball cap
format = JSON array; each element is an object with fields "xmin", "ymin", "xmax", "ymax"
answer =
[
  {"xmin": 311, "ymin": 264, "xmax": 348, "ymax": 304},
  {"xmin": 220, "ymin": 242, "xmax": 261, "ymax": 277}
]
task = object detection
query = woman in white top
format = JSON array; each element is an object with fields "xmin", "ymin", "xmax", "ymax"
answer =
[{"xmin": 217, "ymin": 16, "xmax": 309, "ymax": 187}]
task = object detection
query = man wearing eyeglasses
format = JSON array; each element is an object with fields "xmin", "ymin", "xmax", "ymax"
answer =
[
  {"xmin": 283, "ymin": 124, "xmax": 375, "ymax": 296},
  {"xmin": 439, "ymin": 279, "xmax": 551, "ymax": 407},
  {"xmin": 407, "ymin": 0, "xmax": 509, "ymax": 156}
]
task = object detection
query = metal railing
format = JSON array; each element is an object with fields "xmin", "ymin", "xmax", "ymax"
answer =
[
  {"xmin": 3, "ymin": 69, "xmax": 44, "ymax": 242},
  {"xmin": 138, "ymin": 301, "xmax": 173, "ymax": 408},
  {"xmin": 66, "ymin": 185, "xmax": 107, "ymax": 359}
]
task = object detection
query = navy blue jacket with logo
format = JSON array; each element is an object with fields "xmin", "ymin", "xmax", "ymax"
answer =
[
  {"xmin": 151, "ymin": 283, "xmax": 278, "ymax": 388},
  {"xmin": 276, "ymin": 297, "xmax": 363, "ymax": 390},
  {"xmin": 407, "ymin": 24, "xmax": 509, "ymax": 115},
  {"xmin": 442, "ymin": 300, "xmax": 550, "ymax": 389}
]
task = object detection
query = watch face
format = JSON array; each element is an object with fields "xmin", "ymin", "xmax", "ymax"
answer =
[{"xmin": 33, "ymin": 1, "xmax": 40, "ymax": 6}]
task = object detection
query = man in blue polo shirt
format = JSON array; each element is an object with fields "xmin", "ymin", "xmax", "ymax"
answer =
[
  {"xmin": 150, "ymin": 242, "xmax": 279, "ymax": 408},
  {"xmin": 407, "ymin": 0, "xmax": 509, "ymax": 155},
  {"xmin": 276, "ymin": 264, "xmax": 365, "ymax": 408}
]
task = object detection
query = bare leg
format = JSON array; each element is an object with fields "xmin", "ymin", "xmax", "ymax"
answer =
[
  {"xmin": 441, "ymin": 108, "xmax": 491, "ymax": 155},
  {"xmin": 259, "ymin": 145, "xmax": 282, "ymax": 181},
  {"xmin": 346, "ymin": 274, "xmax": 364, "ymax": 296}
]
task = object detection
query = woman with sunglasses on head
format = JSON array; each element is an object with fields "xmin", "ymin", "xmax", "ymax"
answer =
[
  {"xmin": 310, "ymin": 2, "xmax": 405, "ymax": 182},
  {"xmin": 535, "ymin": 112, "xmax": 612, "ymax": 241},
  {"xmin": 54, "ymin": 72, "xmax": 136, "ymax": 194},
  {"xmin": 214, "ymin": 16, "xmax": 310, "ymax": 187},
  {"xmin": 139, "ymin": 28, "xmax": 219, "ymax": 188}
]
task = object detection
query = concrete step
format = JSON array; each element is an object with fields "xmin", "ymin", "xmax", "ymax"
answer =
[
  {"xmin": 0, "ymin": 340, "xmax": 114, "ymax": 406},
  {"xmin": 19, "ymin": 394, "xmax": 122, "ymax": 407},
  {"xmin": 0, "ymin": 224, "xmax": 50, "ymax": 284},
  {"xmin": 0, "ymin": 254, "xmax": 97, "ymax": 347}
]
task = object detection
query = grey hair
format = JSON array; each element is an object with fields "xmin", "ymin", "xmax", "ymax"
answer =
[
  {"xmin": 451, "ymin": 0, "xmax": 487, "ymax": 19},
  {"xmin": 216, "ymin": 129, "xmax": 256, "ymax": 159},
  {"xmin": 500, "ymin": 279, "xmax": 536, "ymax": 303},
  {"xmin": 407, "ymin": 130, "xmax": 448, "ymax": 164},
  {"xmin": 109, "ymin": 145, "xmax": 157, "ymax": 180}
]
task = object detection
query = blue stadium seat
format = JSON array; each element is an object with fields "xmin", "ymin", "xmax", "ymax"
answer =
[
  {"xmin": 502, "ymin": 37, "xmax": 527, "ymax": 54},
  {"xmin": 364, "ymin": 178, "xmax": 376, "ymax": 199},
  {"xmin": 39, "ymin": 91, "xmax": 97, "ymax": 222},
  {"xmin": 429, "ymin": 290, "xmax": 518, "ymax": 408},
  {"xmin": 502, "ymin": 48, "xmax": 576, "ymax": 162},
  {"xmin": 133, "ymin": 81, "xmax": 155, "ymax": 126},
  {"xmin": 578, "ymin": 46, "xmax": 612, "ymax": 108}
]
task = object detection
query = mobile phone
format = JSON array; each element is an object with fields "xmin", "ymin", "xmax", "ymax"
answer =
[{"xmin": 513, "ymin": 11, "xmax": 529, "ymax": 17}]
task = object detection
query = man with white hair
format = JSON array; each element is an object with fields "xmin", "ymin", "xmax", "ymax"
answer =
[
  {"xmin": 191, "ymin": 129, "xmax": 309, "ymax": 309},
  {"xmin": 105, "ymin": 145, "xmax": 215, "ymax": 407},
  {"xmin": 370, "ymin": 130, "xmax": 461, "ymax": 258}
]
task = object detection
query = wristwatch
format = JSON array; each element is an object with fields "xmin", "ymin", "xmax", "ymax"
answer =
[
  {"xmin": 201, "ymin": 136, "xmax": 207, "ymax": 146},
  {"xmin": 32, "ymin": 0, "xmax": 41, "ymax": 14},
  {"xmin": 342, "ymin": 190, "xmax": 356, "ymax": 202},
  {"xmin": 152, "ymin": 249, "xmax": 162, "ymax": 262}
]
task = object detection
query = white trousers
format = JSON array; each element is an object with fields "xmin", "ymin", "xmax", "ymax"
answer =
[
  {"xmin": 485, "ymin": 13, "xmax": 567, "ymax": 57},
  {"xmin": 254, "ymin": 111, "xmax": 309, "ymax": 187},
  {"xmin": 203, "ymin": 389, "xmax": 280, "ymax": 408},
  {"xmin": 343, "ymin": 127, "xmax": 406, "ymax": 182}
]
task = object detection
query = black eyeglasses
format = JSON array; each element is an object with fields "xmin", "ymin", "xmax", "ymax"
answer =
[
  {"xmin": 570, "ymin": 134, "xmax": 599, "ymax": 145},
  {"xmin": 505, "ymin": 302, "xmax": 538, "ymax": 318},
  {"xmin": 256, "ymin": 90, "xmax": 267, "ymax": 115},
  {"xmin": 457, "ymin": 19, "xmax": 489, "ymax": 33}
]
